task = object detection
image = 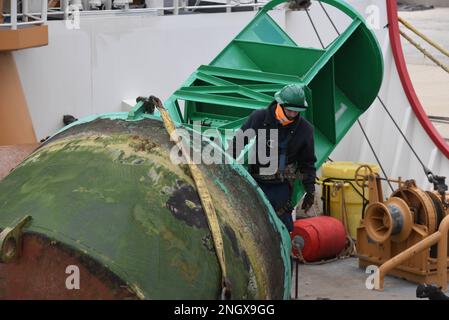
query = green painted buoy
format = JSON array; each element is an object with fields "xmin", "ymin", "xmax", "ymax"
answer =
[{"xmin": 0, "ymin": 117, "xmax": 290, "ymax": 299}]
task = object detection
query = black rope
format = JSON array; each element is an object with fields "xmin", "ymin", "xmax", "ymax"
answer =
[
  {"xmin": 321, "ymin": 177, "xmax": 370, "ymax": 218},
  {"xmin": 357, "ymin": 120, "xmax": 395, "ymax": 192},
  {"xmin": 311, "ymin": 3, "xmax": 394, "ymax": 192},
  {"xmin": 321, "ymin": 177, "xmax": 333, "ymax": 216},
  {"xmin": 319, "ymin": 1, "xmax": 339, "ymax": 35},
  {"xmin": 429, "ymin": 115, "xmax": 449, "ymax": 124},
  {"xmin": 377, "ymin": 96, "xmax": 427, "ymax": 171},
  {"xmin": 325, "ymin": 184, "xmax": 330, "ymax": 215},
  {"xmin": 362, "ymin": 183, "xmax": 367, "ymax": 219},
  {"xmin": 321, "ymin": 177, "xmax": 369, "ymax": 202},
  {"xmin": 305, "ymin": 8, "xmax": 325, "ymax": 49}
]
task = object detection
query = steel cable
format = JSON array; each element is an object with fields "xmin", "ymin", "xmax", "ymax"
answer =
[
  {"xmin": 311, "ymin": 2, "xmax": 394, "ymax": 191},
  {"xmin": 318, "ymin": 1, "xmax": 431, "ymax": 185}
]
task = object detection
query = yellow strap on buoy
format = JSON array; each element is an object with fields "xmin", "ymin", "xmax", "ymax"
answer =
[{"xmin": 150, "ymin": 96, "xmax": 231, "ymax": 300}]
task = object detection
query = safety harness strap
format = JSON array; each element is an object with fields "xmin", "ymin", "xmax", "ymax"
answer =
[{"xmin": 151, "ymin": 96, "xmax": 231, "ymax": 300}]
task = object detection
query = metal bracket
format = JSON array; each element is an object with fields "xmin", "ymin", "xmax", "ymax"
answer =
[
  {"xmin": 0, "ymin": 215, "xmax": 32, "ymax": 263},
  {"xmin": 425, "ymin": 168, "xmax": 449, "ymax": 207},
  {"xmin": 127, "ymin": 96, "xmax": 156, "ymax": 120}
]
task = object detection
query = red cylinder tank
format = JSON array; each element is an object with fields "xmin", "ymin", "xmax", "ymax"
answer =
[{"xmin": 291, "ymin": 216, "xmax": 346, "ymax": 262}]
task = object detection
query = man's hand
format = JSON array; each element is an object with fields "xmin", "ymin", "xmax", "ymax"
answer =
[
  {"xmin": 301, "ymin": 192, "xmax": 315, "ymax": 212},
  {"xmin": 149, "ymin": 95, "xmax": 165, "ymax": 110}
]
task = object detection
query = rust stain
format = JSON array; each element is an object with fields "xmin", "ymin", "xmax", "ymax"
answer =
[{"xmin": 0, "ymin": 233, "xmax": 137, "ymax": 299}]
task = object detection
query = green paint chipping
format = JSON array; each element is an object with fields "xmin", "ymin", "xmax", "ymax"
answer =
[
  {"xmin": 192, "ymin": 133, "xmax": 292, "ymax": 299},
  {"xmin": 225, "ymin": 150, "xmax": 292, "ymax": 299}
]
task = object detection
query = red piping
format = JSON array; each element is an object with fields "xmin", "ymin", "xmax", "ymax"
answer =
[{"xmin": 386, "ymin": 0, "xmax": 449, "ymax": 159}]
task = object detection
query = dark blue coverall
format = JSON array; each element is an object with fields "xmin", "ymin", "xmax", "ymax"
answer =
[{"xmin": 229, "ymin": 102, "xmax": 317, "ymax": 232}]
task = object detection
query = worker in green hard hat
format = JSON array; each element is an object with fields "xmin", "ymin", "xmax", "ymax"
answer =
[{"xmin": 229, "ymin": 83, "xmax": 317, "ymax": 232}]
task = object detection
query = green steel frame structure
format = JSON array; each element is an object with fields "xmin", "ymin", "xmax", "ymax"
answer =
[{"xmin": 164, "ymin": 0, "xmax": 384, "ymax": 202}]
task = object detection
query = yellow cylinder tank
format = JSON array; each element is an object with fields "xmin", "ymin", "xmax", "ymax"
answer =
[{"xmin": 321, "ymin": 162, "xmax": 380, "ymax": 239}]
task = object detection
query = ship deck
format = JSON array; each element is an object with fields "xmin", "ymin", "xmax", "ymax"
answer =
[{"xmin": 293, "ymin": 257, "xmax": 421, "ymax": 300}]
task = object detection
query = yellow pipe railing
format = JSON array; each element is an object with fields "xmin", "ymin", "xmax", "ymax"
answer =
[
  {"xmin": 376, "ymin": 215, "xmax": 449, "ymax": 291},
  {"xmin": 437, "ymin": 215, "xmax": 449, "ymax": 290}
]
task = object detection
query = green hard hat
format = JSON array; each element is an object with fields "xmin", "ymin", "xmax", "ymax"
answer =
[{"xmin": 274, "ymin": 84, "xmax": 308, "ymax": 112}]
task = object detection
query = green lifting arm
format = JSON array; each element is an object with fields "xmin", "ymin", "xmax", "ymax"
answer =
[{"xmin": 165, "ymin": 0, "xmax": 384, "ymax": 204}]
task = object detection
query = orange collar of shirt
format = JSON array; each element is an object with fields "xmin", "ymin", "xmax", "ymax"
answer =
[{"xmin": 275, "ymin": 104, "xmax": 294, "ymax": 126}]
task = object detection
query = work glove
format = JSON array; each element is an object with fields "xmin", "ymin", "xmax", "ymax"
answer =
[{"xmin": 301, "ymin": 192, "xmax": 315, "ymax": 212}]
